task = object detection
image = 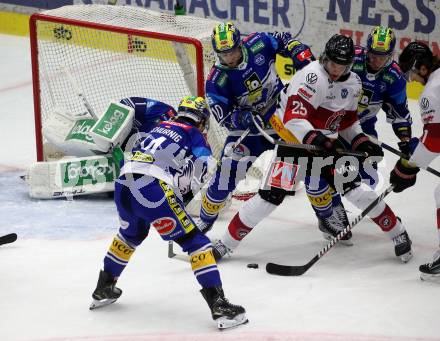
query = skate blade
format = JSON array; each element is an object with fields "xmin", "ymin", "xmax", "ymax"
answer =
[
  {"xmin": 420, "ymin": 272, "xmax": 440, "ymax": 282},
  {"xmin": 89, "ymin": 298, "xmax": 117, "ymax": 310},
  {"xmin": 323, "ymin": 233, "xmax": 353, "ymax": 246},
  {"xmin": 217, "ymin": 313, "xmax": 248, "ymax": 330},
  {"xmin": 399, "ymin": 251, "xmax": 413, "ymax": 263}
]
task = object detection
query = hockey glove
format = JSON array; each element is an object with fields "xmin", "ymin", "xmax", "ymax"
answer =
[
  {"xmin": 231, "ymin": 109, "xmax": 260, "ymax": 133},
  {"xmin": 351, "ymin": 133, "xmax": 384, "ymax": 159},
  {"xmin": 287, "ymin": 40, "xmax": 315, "ymax": 71},
  {"xmin": 392, "ymin": 123, "xmax": 412, "ymax": 142},
  {"xmin": 303, "ymin": 130, "xmax": 338, "ymax": 155},
  {"xmin": 390, "ymin": 159, "xmax": 420, "ymax": 193},
  {"xmin": 397, "ymin": 137, "xmax": 419, "ymax": 157}
]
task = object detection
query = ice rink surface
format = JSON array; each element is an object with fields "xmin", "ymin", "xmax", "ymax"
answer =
[{"xmin": 1, "ymin": 33, "xmax": 440, "ymax": 341}]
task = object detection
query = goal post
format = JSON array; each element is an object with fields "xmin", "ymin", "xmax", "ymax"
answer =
[
  {"xmin": 28, "ymin": 4, "xmax": 266, "ymax": 203},
  {"xmin": 29, "ymin": 4, "xmax": 222, "ymax": 161}
]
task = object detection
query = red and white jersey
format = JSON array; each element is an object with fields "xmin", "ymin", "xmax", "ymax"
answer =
[
  {"xmin": 275, "ymin": 60, "xmax": 363, "ymax": 143},
  {"xmin": 410, "ymin": 68, "xmax": 440, "ymax": 167}
]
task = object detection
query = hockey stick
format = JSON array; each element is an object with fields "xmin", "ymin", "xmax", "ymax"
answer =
[
  {"xmin": 0, "ymin": 233, "xmax": 17, "ymax": 246},
  {"xmin": 266, "ymin": 184, "xmax": 395, "ymax": 276},
  {"xmin": 368, "ymin": 136, "xmax": 440, "ymax": 178},
  {"xmin": 167, "ymin": 241, "xmax": 189, "ymax": 262},
  {"xmin": 62, "ymin": 67, "xmax": 98, "ymax": 120},
  {"xmin": 251, "ymin": 115, "xmax": 368, "ymax": 158}
]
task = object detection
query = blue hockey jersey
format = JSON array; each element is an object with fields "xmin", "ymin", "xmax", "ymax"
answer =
[
  {"xmin": 352, "ymin": 47, "xmax": 411, "ymax": 130},
  {"xmin": 206, "ymin": 32, "xmax": 313, "ymax": 133},
  {"xmin": 119, "ymin": 97, "xmax": 177, "ymax": 134},
  {"xmin": 120, "ymin": 120, "xmax": 212, "ymax": 193}
]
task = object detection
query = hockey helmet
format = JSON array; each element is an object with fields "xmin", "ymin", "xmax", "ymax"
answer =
[
  {"xmin": 211, "ymin": 22, "xmax": 241, "ymax": 53},
  {"xmin": 366, "ymin": 26, "xmax": 396, "ymax": 56},
  {"xmin": 177, "ymin": 96, "xmax": 210, "ymax": 132},
  {"xmin": 323, "ymin": 34, "xmax": 355, "ymax": 66},
  {"xmin": 399, "ymin": 41, "xmax": 433, "ymax": 78}
]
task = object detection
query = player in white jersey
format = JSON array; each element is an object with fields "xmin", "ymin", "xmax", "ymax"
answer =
[
  {"xmin": 212, "ymin": 35, "xmax": 413, "ymax": 264},
  {"xmin": 390, "ymin": 42, "xmax": 440, "ymax": 281}
]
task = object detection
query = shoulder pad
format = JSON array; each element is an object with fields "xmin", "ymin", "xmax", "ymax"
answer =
[
  {"xmin": 244, "ymin": 34, "xmax": 267, "ymax": 54},
  {"xmin": 207, "ymin": 67, "xmax": 228, "ymax": 86}
]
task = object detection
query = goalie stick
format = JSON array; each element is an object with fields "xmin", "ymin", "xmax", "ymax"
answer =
[
  {"xmin": 266, "ymin": 184, "xmax": 395, "ymax": 276},
  {"xmin": 368, "ymin": 136, "xmax": 440, "ymax": 178},
  {"xmin": 0, "ymin": 233, "xmax": 17, "ymax": 246}
]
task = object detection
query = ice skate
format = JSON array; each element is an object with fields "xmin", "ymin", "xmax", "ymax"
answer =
[
  {"xmin": 194, "ymin": 217, "xmax": 214, "ymax": 234},
  {"xmin": 90, "ymin": 270, "xmax": 122, "ymax": 310},
  {"xmin": 200, "ymin": 286, "xmax": 248, "ymax": 330},
  {"xmin": 318, "ymin": 203, "xmax": 353, "ymax": 246},
  {"xmin": 420, "ymin": 249, "xmax": 440, "ymax": 282},
  {"xmin": 212, "ymin": 239, "xmax": 233, "ymax": 261},
  {"xmin": 392, "ymin": 230, "xmax": 413, "ymax": 263}
]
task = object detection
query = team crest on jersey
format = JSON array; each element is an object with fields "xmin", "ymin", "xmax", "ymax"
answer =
[
  {"xmin": 244, "ymin": 72, "xmax": 263, "ymax": 101},
  {"xmin": 254, "ymin": 53, "xmax": 265, "ymax": 66},
  {"xmin": 420, "ymin": 97, "xmax": 430, "ymax": 110},
  {"xmin": 325, "ymin": 110, "xmax": 345, "ymax": 132},
  {"xmin": 306, "ymin": 73, "xmax": 317, "ymax": 84},
  {"xmin": 341, "ymin": 88, "xmax": 348, "ymax": 99}
]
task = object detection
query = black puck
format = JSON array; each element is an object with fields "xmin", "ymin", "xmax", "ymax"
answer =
[{"xmin": 247, "ymin": 263, "xmax": 259, "ymax": 269}]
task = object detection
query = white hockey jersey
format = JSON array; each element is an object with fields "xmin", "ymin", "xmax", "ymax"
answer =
[
  {"xmin": 410, "ymin": 68, "xmax": 440, "ymax": 168},
  {"xmin": 275, "ymin": 60, "xmax": 363, "ymax": 143}
]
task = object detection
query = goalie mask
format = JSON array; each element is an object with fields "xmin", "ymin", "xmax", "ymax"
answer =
[{"xmin": 176, "ymin": 96, "xmax": 210, "ymax": 132}]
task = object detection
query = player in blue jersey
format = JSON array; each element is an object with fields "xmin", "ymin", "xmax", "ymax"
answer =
[
  {"xmin": 198, "ymin": 21, "xmax": 315, "ymax": 231},
  {"xmin": 351, "ymin": 26, "xmax": 412, "ymax": 187},
  {"xmin": 119, "ymin": 96, "xmax": 177, "ymax": 137},
  {"xmin": 90, "ymin": 96, "xmax": 248, "ymax": 330}
]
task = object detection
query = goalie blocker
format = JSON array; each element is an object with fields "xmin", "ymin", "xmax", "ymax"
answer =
[{"xmin": 27, "ymin": 102, "xmax": 134, "ymax": 199}]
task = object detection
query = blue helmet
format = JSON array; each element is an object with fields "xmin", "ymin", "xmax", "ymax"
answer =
[
  {"xmin": 211, "ymin": 21, "xmax": 241, "ymax": 53},
  {"xmin": 366, "ymin": 26, "xmax": 396, "ymax": 56},
  {"xmin": 177, "ymin": 96, "xmax": 210, "ymax": 132}
]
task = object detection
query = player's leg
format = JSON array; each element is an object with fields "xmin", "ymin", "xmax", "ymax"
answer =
[
  {"xmin": 212, "ymin": 144, "xmax": 297, "ymax": 260},
  {"xmin": 198, "ymin": 135, "xmax": 273, "ymax": 230},
  {"xmin": 344, "ymin": 183, "xmax": 413, "ymax": 262},
  {"xmin": 420, "ymin": 184, "xmax": 440, "ymax": 281},
  {"xmin": 147, "ymin": 180, "xmax": 247, "ymax": 329},
  {"xmin": 305, "ymin": 174, "xmax": 353, "ymax": 246},
  {"xmin": 90, "ymin": 175, "xmax": 151, "ymax": 309},
  {"xmin": 359, "ymin": 117, "xmax": 381, "ymax": 188}
]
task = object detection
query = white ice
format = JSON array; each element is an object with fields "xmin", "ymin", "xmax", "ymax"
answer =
[{"xmin": 1, "ymin": 33, "xmax": 440, "ymax": 341}]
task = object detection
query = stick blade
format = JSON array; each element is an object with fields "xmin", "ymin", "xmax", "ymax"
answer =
[
  {"xmin": 265, "ymin": 262, "xmax": 308, "ymax": 276},
  {"xmin": 0, "ymin": 233, "xmax": 17, "ymax": 245}
]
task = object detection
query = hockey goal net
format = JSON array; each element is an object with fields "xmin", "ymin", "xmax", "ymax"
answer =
[{"xmin": 30, "ymin": 4, "xmax": 267, "ymax": 202}]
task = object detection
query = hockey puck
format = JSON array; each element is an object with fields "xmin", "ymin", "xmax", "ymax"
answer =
[{"xmin": 247, "ymin": 263, "xmax": 259, "ymax": 269}]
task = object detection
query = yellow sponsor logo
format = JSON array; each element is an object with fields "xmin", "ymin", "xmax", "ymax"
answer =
[
  {"xmin": 191, "ymin": 249, "xmax": 216, "ymax": 271},
  {"xmin": 202, "ymin": 196, "xmax": 226, "ymax": 215},
  {"xmin": 130, "ymin": 151, "xmax": 154, "ymax": 163},
  {"xmin": 159, "ymin": 181, "xmax": 195, "ymax": 234},
  {"xmin": 109, "ymin": 237, "xmax": 135, "ymax": 261},
  {"xmin": 269, "ymin": 115, "xmax": 300, "ymax": 144},
  {"xmin": 307, "ymin": 190, "xmax": 332, "ymax": 207}
]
